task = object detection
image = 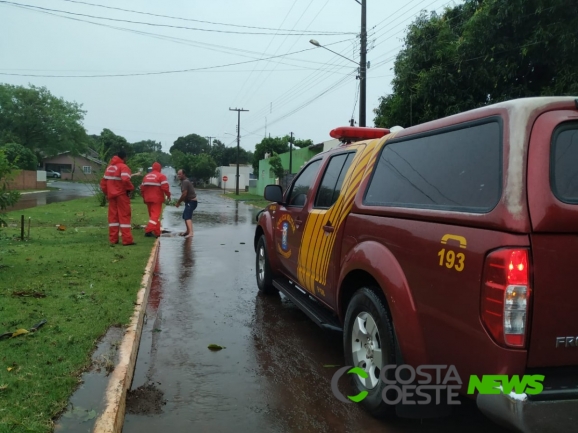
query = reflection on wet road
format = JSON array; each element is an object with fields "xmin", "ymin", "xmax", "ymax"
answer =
[
  {"xmin": 124, "ymin": 188, "xmax": 510, "ymax": 433},
  {"xmin": 8, "ymin": 181, "xmax": 95, "ymax": 211}
]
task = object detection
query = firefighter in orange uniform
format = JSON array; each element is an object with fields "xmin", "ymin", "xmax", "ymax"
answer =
[
  {"xmin": 140, "ymin": 162, "xmax": 171, "ymax": 238},
  {"xmin": 100, "ymin": 150, "xmax": 135, "ymax": 246}
]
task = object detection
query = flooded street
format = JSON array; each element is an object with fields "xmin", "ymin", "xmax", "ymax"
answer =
[
  {"xmin": 123, "ymin": 181, "xmax": 510, "ymax": 433},
  {"xmin": 8, "ymin": 181, "xmax": 95, "ymax": 211}
]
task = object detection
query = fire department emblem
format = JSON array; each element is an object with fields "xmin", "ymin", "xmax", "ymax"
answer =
[
  {"xmin": 276, "ymin": 214, "xmax": 296, "ymax": 259},
  {"xmin": 281, "ymin": 221, "xmax": 289, "ymax": 251}
]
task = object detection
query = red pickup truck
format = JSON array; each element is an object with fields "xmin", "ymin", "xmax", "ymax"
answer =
[{"xmin": 254, "ymin": 97, "xmax": 578, "ymax": 432}]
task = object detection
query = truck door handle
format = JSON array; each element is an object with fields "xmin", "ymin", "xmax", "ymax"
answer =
[{"xmin": 323, "ymin": 225, "xmax": 334, "ymax": 233}]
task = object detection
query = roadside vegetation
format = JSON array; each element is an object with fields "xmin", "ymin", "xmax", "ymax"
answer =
[
  {"xmin": 374, "ymin": 0, "xmax": 578, "ymax": 128},
  {"xmin": 222, "ymin": 192, "xmax": 272, "ymax": 209},
  {"xmin": 0, "ymin": 197, "xmax": 156, "ymax": 432}
]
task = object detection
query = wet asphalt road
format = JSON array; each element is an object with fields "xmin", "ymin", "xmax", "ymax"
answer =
[
  {"xmin": 8, "ymin": 181, "xmax": 95, "ymax": 211},
  {"xmin": 123, "ymin": 180, "xmax": 511, "ymax": 433}
]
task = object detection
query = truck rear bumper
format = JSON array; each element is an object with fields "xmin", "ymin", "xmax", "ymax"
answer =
[{"xmin": 477, "ymin": 391, "xmax": 578, "ymax": 433}]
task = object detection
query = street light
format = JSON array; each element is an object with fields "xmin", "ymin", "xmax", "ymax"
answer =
[
  {"xmin": 309, "ymin": 40, "xmax": 359, "ymax": 65},
  {"xmin": 309, "ymin": 0, "xmax": 366, "ymax": 126}
]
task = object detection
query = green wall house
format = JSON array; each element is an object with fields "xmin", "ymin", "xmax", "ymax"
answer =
[
  {"xmin": 253, "ymin": 144, "xmax": 322, "ymax": 196},
  {"xmin": 251, "ymin": 139, "xmax": 341, "ymax": 196}
]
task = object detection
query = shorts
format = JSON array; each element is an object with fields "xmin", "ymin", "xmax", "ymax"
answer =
[{"xmin": 182, "ymin": 200, "xmax": 197, "ymax": 220}]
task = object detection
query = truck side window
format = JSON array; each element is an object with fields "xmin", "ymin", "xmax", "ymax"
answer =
[
  {"xmin": 315, "ymin": 152, "xmax": 355, "ymax": 208},
  {"xmin": 287, "ymin": 160, "xmax": 322, "ymax": 207},
  {"xmin": 364, "ymin": 119, "xmax": 502, "ymax": 213},
  {"xmin": 551, "ymin": 122, "xmax": 578, "ymax": 204}
]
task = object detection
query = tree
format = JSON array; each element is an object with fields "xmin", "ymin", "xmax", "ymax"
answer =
[
  {"xmin": 0, "ymin": 143, "xmax": 38, "ymax": 170},
  {"xmin": 170, "ymin": 134, "xmax": 209, "ymax": 155},
  {"xmin": 153, "ymin": 151, "xmax": 172, "ymax": 167},
  {"xmin": 170, "ymin": 149, "xmax": 185, "ymax": 170},
  {"xmin": 252, "ymin": 135, "xmax": 312, "ymax": 176},
  {"xmin": 97, "ymin": 129, "xmax": 131, "ymax": 161},
  {"xmin": 291, "ymin": 137, "xmax": 314, "ymax": 149},
  {"xmin": 132, "ymin": 139, "xmax": 161, "ymax": 154},
  {"xmin": 0, "ymin": 84, "xmax": 87, "ymax": 156},
  {"xmin": 191, "ymin": 154, "xmax": 217, "ymax": 183},
  {"xmin": 374, "ymin": 0, "xmax": 578, "ymax": 128},
  {"xmin": 0, "ymin": 151, "xmax": 20, "ymax": 223},
  {"xmin": 209, "ymin": 139, "xmax": 227, "ymax": 166},
  {"xmin": 127, "ymin": 153, "xmax": 155, "ymax": 173},
  {"xmin": 268, "ymin": 153, "xmax": 285, "ymax": 179},
  {"xmin": 175, "ymin": 153, "xmax": 217, "ymax": 184},
  {"xmin": 223, "ymin": 146, "xmax": 251, "ymax": 166}
]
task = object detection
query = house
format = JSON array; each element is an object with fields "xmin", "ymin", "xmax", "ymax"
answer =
[
  {"xmin": 210, "ymin": 164, "xmax": 254, "ymax": 191},
  {"xmin": 42, "ymin": 150, "xmax": 105, "ymax": 181},
  {"xmin": 252, "ymin": 138, "xmax": 340, "ymax": 196}
]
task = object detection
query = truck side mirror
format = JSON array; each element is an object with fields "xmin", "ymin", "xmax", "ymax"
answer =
[{"xmin": 264, "ymin": 185, "xmax": 284, "ymax": 203}]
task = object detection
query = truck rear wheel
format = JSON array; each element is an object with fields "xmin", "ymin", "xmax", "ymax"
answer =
[
  {"xmin": 343, "ymin": 287, "xmax": 396, "ymax": 418},
  {"xmin": 256, "ymin": 235, "xmax": 276, "ymax": 294}
]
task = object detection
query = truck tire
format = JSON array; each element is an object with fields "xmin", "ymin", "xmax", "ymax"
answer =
[
  {"xmin": 343, "ymin": 287, "xmax": 396, "ymax": 418},
  {"xmin": 256, "ymin": 235, "xmax": 276, "ymax": 294}
]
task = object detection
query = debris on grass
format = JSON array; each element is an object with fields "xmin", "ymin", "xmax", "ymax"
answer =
[
  {"xmin": 11, "ymin": 329, "xmax": 29, "ymax": 338},
  {"xmin": 0, "ymin": 319, "xmax": 47, "ymax": 341}
]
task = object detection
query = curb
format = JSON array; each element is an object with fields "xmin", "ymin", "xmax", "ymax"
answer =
[
  {"xmin": 19, "ymin": 190, "xmax": 51, "ymax": 194},
  {"xmin": 92, "ymin": 237, "xmax": 160, "ymax": 433}
]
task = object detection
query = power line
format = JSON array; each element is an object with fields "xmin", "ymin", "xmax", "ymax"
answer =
[
  {"xmin": 57, "ymin": 0, "xmax": 345, "ymax": 34},
  {"xmin": 6, "ymin": 4, "xmax": 356, "ymax": 73},
  {"xmin": 0, "ymin": 1, "xmax": 354, "ymax": 36},
  {"xmin": 0, "ymin": 46, "xmax": 328, "ymax": 78},
  {"xmin": 242, "ymin": 39, "xmax": 362, "ymax": 125},
  {"xmin": 241, "ymin": 0, "xmax": 332, "ymax": 109},
  {"xmin": 351, "ymin": 81, "xmax": 361, "ymax": 124},
  {"xmin": 245, "ymin": 72, "xmax": 356, "ymax": 135},
  {"xmin": 242, "ymin": 57, "xmax": 355, "ymax": 126},
  {"xmin": 230, "ymin": 0, "xmax": 300, "ymax": 107},
  {"xmin": 242, "ymin": 0, "xmax": 447, "ymax": 130},
  {"xmin": 234, "ymin": 0, "xmax": 318, "ymax": 106}
]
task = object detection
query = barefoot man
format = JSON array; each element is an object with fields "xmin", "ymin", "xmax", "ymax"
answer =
[{"xmin": 175, "ymin": 169, "xmax": 197, "ymax": 238}]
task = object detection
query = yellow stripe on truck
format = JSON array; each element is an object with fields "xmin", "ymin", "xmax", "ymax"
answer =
[{"xmin": 296, "ymin": 133, "xmax": 398, "ymax": 294}]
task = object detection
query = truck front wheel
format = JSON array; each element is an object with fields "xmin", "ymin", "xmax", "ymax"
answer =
[{"xmin": 343, "ymin": 287, "xmax": 396, "ymax": 418}]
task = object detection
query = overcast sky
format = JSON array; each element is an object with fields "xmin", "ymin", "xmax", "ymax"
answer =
[{"xmin": 0, "ymin": 0, "xmax": 460, "ymax": 154}]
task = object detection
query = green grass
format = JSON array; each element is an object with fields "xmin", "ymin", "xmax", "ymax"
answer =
[
  {"xmin": 0, "ymin": 197, "xmax": 156, "ymax": 432},
  {"xmin": 221, "ymin": 192, "xmax": 272, "ymax": 209}
]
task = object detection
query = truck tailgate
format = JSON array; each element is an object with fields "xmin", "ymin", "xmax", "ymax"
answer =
[{"xmin": 527, "ymin": 235, "xmax": 578, "ymax": 367}]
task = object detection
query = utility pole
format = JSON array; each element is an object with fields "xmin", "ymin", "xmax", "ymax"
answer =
[
  {"xmin": 359, "ymin": 0, "xmax": 367, "ymax": 127},
  {"xmin": 229, "ymin": 107, "xmax": 249, "ymax": 195},
  {"xmin": 205, "ymin": 136, "xmax": 214, "ymax": 150},
  {"xmin": 289, "ymin": 132, "xmax": 293, "ymax": 174}
]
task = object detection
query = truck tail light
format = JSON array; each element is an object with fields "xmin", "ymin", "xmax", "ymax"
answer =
[{"xmin": 481, "ymin": 248, "xmax": 531, "ymax": 348}]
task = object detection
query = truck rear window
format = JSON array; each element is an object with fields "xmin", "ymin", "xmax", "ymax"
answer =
[
  {"xmin": 551, "ymin": 122, "xmax": 578, "ymax": 204},
  {"xmin": 364, "ymin": 119, "xmax": 502, "ymax": 212}
]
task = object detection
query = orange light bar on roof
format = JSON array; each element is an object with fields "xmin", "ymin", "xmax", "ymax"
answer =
[{"xmin": 329, "ymin": 126, "xmax": 390, "ymax": 141}]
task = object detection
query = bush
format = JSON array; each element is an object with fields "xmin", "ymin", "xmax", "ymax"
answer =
[
  {"xmin": 130, "ymin": 174, "xmax": 144, "ymax": 198},
  {"xmin": 0, "ymin": 143, "xmax": 37, "ymax": 170},
  {"xmin": 0, "ymin": 151, "xmax": 20, "ymax": 223}
]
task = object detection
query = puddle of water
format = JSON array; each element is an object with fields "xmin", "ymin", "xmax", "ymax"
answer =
[{"xmin": 53, "ymin": 326, "xmax": 124, "ymax": 433}]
